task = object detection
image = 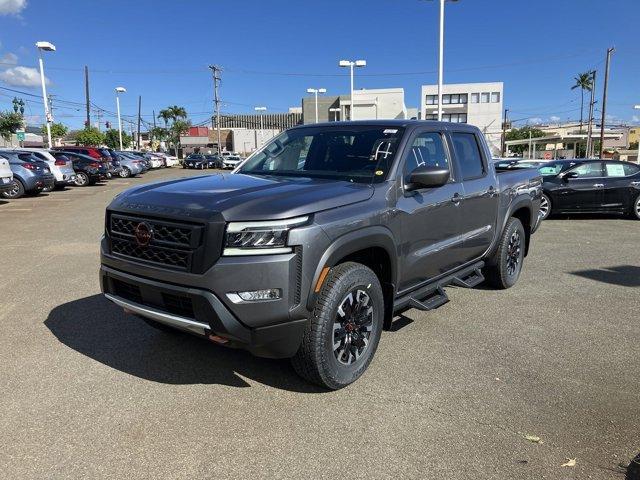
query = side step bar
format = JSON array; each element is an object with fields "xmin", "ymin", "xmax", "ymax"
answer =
[{"xmin": 392, "ymin": 261, "xmax": 484, "ymax": 317}]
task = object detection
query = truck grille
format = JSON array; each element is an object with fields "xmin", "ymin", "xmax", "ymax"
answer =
[{"xmin": 108, "ymin": 213, "xmax": 204, "ymax": 271}]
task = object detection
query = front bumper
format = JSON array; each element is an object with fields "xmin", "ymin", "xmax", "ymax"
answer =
[
  {"xmin": 100, "ymin": 265, "xmax": 308, "ymax": 358},
  {"xmin": 0, "ymin": 178, "xmax": 13, "ymax": 194}
]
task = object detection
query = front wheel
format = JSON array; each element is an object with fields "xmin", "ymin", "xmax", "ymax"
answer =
[
  {"xmin": 292, "ymin": 262, "xmax": 384, "ymax": 390},
  {"xmin": 484, "ymin": 217, "xmax": 526, "ymax": 289},
  {"xmin": 539, "ymin": 193, "xmax": 551, "ymax": 220},
  {"xmin": 119, "ymin": 167, "xmax": 131, "ymax": 178},
  {"xmin": 630, "ymin": 194, "xmax": 640, "ymax": 220}
]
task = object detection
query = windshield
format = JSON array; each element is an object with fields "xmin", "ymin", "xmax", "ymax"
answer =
[
  {"xmin": 187, "ymin": 154, "xmax": 202, "ymax": 159},
  {"xmin": 238, "ymin": 126, "xmax": 405, "ymax": 183}
]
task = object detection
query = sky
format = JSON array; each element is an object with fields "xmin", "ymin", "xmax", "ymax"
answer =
[{"xmin": 0, "ymin": 0, "xmax": 639, "ymax": 131}]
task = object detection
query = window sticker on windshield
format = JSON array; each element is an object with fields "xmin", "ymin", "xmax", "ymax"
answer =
[
  {"xmin": 383, "ymin": 129, "xmax": 398, "ymax": 134},
  {"xmin": 605, "ymin": 164, "xmax": 625, "ymax": 177}
]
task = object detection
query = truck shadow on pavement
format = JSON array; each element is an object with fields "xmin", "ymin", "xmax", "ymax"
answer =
[
  {"xmin": 570, "ymin": 265, "xmax": 640, "ymax": 288},
  {"xmin": 44, "ymin": 294, "xmax": 326, "ymax": 393}
]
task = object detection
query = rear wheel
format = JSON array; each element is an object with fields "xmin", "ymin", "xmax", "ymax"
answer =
[
  {"xmin": 484, "ymin": 217, "xmax": 526, "ymax": 289},
  {"xmin": 119, "ymin": 167, "xmax": 131, "ymax": 178},
  {"xmin": 292, "ymin": 262, "xmax": 384, "ymax": 390},
  {"xmin": 539, "ymin": 193, "xmax": 551, "ymax": 220},
  {"xmin": 75, "ymin": 172, "xmax": 89, "ymax": 187},
  {"xmin": 1, "ymin": 178, "xmax": 25, "ymax": 199}
]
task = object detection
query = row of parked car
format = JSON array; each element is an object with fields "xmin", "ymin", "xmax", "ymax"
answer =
[
  {"xmin": 0, "ymin": 147, "xmax": 179, "ymax": 199},
  {"xmin": 494, "ymin": 157, "xmax": 640, "ymax": 220},
  {"xmin": 182, "ymin": 151, "xmax": 243, "ymax": 170}
]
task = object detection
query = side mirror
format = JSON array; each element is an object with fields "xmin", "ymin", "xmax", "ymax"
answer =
[
  {"xmin": 563, "ymin": 171, "xmax": 579, "ymax": 180},
  {"xmin": 406, "ymin": 166, "xmax": 450, "ymax": 191}
]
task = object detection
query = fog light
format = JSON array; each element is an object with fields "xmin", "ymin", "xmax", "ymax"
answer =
[{"xmin": 227, "ymin": 289, "xmax": 281, "ymax": 303}]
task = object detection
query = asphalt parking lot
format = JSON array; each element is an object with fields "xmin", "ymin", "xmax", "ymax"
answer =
[{"xmin": 1, "ymin": 167, "xmax": 638, "ymax": 479}]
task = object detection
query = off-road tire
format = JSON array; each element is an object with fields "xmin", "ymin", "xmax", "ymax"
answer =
[
  {"xmin": 484, "ymin": 217, "xmax": 526, "ymax": 289},
  {"xmin": 291, "ymin": 262, "xmax": 384, "ymax": 390}
]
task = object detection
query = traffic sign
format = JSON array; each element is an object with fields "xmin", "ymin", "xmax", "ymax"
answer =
[{"xmin": 16, "ymin": 131, "xmax": 25, "ymax": 142}]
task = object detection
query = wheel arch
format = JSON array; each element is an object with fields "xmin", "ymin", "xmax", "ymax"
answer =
[{"xmin": 306, "ymin": 227, "xmax": 398, "ymax": 327}]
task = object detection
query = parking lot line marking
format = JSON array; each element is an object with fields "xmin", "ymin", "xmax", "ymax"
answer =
[{"xmin": 0, "ymin": 208, "xmax": 32, "ymax": 212}]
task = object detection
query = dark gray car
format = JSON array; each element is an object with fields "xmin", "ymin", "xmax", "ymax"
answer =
[{"xmin": 100, "ymin": 121, "xmax": 542, "ymax": 389}]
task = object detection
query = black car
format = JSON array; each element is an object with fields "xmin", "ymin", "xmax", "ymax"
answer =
[
  {"xmin": 538, "ymin": 159, "xmax": 640, "ymax": 220},
  {"xmin": 54, "ymin": 151, "xmax": 109, "ymax": 186},
  {"xmin": 205, "ymin": 154, "xmax": 223, "ymax": 169},
  {"xmin": 183, "ymin": 153, "xmax": 207, "ymax": 169}
]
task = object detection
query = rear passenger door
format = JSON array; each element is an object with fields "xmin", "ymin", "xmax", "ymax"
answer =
[
  {"xmin": 602, "ymin": 162, "xmax": 640, "ymax": 212},
  {"xmin": 449, "ymin": 131, "xmax": 499, "ymax": 263}
]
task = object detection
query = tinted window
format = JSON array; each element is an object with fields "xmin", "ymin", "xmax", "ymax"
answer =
[
  {"xmin": 404, "ymin": 132, "xmax": 450, "ymax": 183},
  {"xmin": 604, "ymin": 162, "xmax": 640, "ymax": 177},
  {"xmin": 567, "ymin": 162, "xmax": 603, "ymax": 178},
  {"xmin": 451, "ymin": 132, "xmax": 485, "ymax": 180}
]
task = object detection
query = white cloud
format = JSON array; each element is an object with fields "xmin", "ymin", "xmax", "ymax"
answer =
[
  {"xmin": 527, "ymin": 117, "xmax": 543, "ymax": 125},
  {"xmin": 0, "ymin": 66, "xmax": 48, "ymax": 87},
  {"xmin": 0, "ymin": 52, "xmax": 18, "ymax": 65},
  {"xmin": 549, "ymin": 116, "xmax": 560, "ymax": 122},
  {"xmin": 0, "ymin": 0, "xmax": 27, "ymax": 15}
]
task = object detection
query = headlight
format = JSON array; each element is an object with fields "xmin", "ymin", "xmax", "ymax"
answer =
[{"xmin": 223, "ymin": 216, "xmax": 308, "ymax": 256}]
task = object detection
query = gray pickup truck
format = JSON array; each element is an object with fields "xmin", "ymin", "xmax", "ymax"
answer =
[{"xmin": 100, "ymin": 120, "xmax": 542, "ymax": 389}]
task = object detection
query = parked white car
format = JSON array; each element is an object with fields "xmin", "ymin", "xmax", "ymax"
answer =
[
  {"xmin": 20, "ymin": 147, "xmax": 76, "ymax": 188},
  {"xmin": 0, "ymin": 153, "xmax": 13, "ymax": 197},
  {"xmin": 151, "ymin": 152, "xmax": 179, "ymax": 167},
  {"xmin": 222, "ymin": 152, "xmax": 242, "ymax": 169}
]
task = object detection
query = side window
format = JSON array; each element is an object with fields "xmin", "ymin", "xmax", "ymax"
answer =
[
  {"xmin": 605, "ymin": 162, "xmax": 639, "ymax": 177},
  {"xmin": 403, "ymin": 132, "xmax": 450, "ymax": 183},
  {"xmin": 568, "ymin": 162, "xmax": 603, "ymax": 178},
  {"xmin": 451, "ymin": 132, "xmax": 485, "ymax": 180}
]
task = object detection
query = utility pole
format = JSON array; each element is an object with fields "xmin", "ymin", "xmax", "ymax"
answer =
[
  {"xmin": 501, "ymin": 108, "xmax": 509, "ymax": 156},
  {"xmin": 137, "ymin": 95, "xmax": 142, "ymax": 150},
  {"xmin": 586, "ymin": 70, "xmax": 597, "ymax": 158},
  {"xmin": 84, "ymin": 66, "xmax": 90, "ymax": 127},
  {"xmin": 599, "ymin": 47, "xmax": 615, "ymax": 159},
  {"xmin": 152, "ymin": 109, "xmax": 156, "ymax": 150},
  {"xmin": 209, "ymin": 65, "xmax": 222, "ymax": 154}
]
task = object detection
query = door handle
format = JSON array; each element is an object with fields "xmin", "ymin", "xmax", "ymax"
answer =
[
  {"xmin": 451, "ymin": 193, "xmax": 462, "ymax": 205},
  {"xmin": 593, "ymin": 183, "xmax": 604, "ymax": 188},
  {"xmin": 631, "ymin": 181, "xmax": 640, "ymax": 186}
]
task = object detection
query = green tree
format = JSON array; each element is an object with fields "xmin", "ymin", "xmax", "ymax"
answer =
[
  {"xmin": 168, "ymin": 119, "xmax": 191, "ymax": 154},
  {"xmin": 629, "ymin": 141, "xmax": 638, "ymax": 150},
  {"xmin": 505, "ymin": 126, "xmax": 546, "ymax": 155},
  {"xmin": 571, "ymin": 72, "xmax": 593, "ymax": 132},
  {"xmin": 42, "ymin": 122, "xmax": 68, "ymax": 141},
  {"xmin": 75, "ymin": 126, "xmax": 105, "ymax": 146},
  {"xmin": 0, "ymin": 111, "xmax": 24, "ymax": 141},
  {"xmin": 104, "ymin": 128, "xmax": 132, "ymax": 149},
  {"xmin": 157, "ymin": 109, "xmax": 172, "ymax": 128}
]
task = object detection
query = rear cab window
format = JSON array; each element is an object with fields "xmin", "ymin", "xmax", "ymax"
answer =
[{"xmin": 450, "ymin": 132, "xmax": 486, "ymax": 180}]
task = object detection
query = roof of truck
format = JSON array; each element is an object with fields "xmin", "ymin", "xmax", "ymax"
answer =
[{"xmin": 290, "ymin": 119, "xmax": 480, "ymax": 131}]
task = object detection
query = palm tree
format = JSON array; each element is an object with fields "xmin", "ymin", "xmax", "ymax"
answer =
[
  {"xmin": 168, "ymin": 105, "xmax": 187, "ymax": 121},
  {"xmin": 157, "ymin": 109, "xmax": 172, "ymax": 128},
  {"xmin": 571, "ymin": 72, "xmax": 593, "ymax": 132}
]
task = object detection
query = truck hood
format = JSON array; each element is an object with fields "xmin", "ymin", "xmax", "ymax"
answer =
[{"xmin": 110, "ymin": 173, "xmax": 374, "ymax": 222}]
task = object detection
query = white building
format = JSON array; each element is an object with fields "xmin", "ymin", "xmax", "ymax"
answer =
[
  {"xmin": 350, "ymin": 88, "xmax": 407, "ymax": 121},
  {"xmin": 420, "ymin": 82, "xmax": 504, "ymax": 154}
]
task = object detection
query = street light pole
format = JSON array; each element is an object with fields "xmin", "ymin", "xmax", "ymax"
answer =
[
  {"xmin": 254, "ymin": 106, "xmax": 266, "ymax": 147},
  {"xmin": 634, "ymin": 105, "xmax": 640, "ymax": 162},
  {"xmin": 339, "ymin": 59, "xmax": 366, "ymax": 120},
  {"xmin": 115, "ymin": 87, "xmax": 126, "ymax": 150},
  {"xmin": 307, "ymin": 88, "xmax": 327, "ymax": 123},
  {"xmin": 35, "ymin": 41, "xmax": 56, "ymax": 148}
]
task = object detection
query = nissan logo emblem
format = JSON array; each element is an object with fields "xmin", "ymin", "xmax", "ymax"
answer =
[{"xmin": 134, "ymin": 222, "xmax": 153, "ymax": 247}]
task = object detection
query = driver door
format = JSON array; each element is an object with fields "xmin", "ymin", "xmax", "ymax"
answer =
[
  {"xmin": 396, "ymin": 130, "xmax": 463, "ymax": 292},
  {"xmin": 556, "ymin": 161, "xmax": 605, "ymax": 211}
]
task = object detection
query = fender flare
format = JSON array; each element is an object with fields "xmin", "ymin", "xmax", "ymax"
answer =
[{"xmin": 306, "ymin": 226, "xmax": 398, "ymax": 311}]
